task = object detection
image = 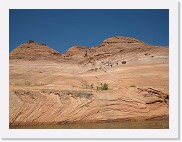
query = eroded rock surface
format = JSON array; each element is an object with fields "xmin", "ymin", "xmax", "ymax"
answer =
[{"xmin": 9, "ymin": 36, "xmax": 169, "ymax": 126}]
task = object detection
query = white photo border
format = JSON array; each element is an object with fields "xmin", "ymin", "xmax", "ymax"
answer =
[{"xmin": 0, "ymin": 0, "xmax": 179, "ymax": 139}]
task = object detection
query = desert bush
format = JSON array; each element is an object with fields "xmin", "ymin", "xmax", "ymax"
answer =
[
  {"xmin": 82, "ymin": 81, "xmax": 94, "ymax": 89},
  {"xmin": 101, "ymin": 83, "xmax": 109, "ymax": 90},
  {"xmin": 97, "ymin": 83, "xmax": 109, "ymax": 90},
  {"xmin": 130, "ymin": 85, "xmax": 136, "ymax": 87}
]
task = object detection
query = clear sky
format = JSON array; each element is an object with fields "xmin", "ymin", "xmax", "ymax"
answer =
[{"xmin": 9, "ymin": 9, "xmax": 169, "ymax": 53}]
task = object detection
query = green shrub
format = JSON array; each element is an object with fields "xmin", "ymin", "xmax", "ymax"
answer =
[
  {"xmin": 130, "ymin": 85, "xmax": 136, "ymax": 87},
  {"xmin": 101, "ymin": 83, "xmax": 109, "ymax": 90},
  {"xmin": 97, "ymin": 83, "xmax": 109, "ymax": 90}
]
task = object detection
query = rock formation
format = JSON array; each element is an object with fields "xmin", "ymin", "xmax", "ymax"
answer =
[
  {"xmin": 10, "ymin": 40, "xmax": 61, "ymax": 60},
  {"xmin": 9, "ymin": 36, "xmax": 169, "ymax": 127}
]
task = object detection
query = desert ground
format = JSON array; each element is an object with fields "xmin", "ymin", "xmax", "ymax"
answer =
[{"xmin": 9, "ymin": 36, "xmax": 169, "ymax": 127}]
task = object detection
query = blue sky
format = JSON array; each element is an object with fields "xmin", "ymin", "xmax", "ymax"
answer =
[{"xmin": 9, "ymin": 9, "xmax": 169, "ymax": 53}]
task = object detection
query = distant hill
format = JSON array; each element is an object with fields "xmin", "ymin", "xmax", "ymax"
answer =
[
  {"xmin": 10, "ymin": 36, "xmax": 168, "ymax": 65},
  {"xmin": 10, "ymin": 40, "xmax": 61, "ymax": 60}
]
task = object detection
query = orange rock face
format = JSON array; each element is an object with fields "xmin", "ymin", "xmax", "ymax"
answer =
[{"xmin": 9, "ymin": 36, "xmax": 169, "ymax": 126}]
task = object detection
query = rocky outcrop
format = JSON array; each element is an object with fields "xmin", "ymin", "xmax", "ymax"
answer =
[
  {"xmin": 10, "ymin": 41, "xmax": 61, "ymax": 60},
  {"xmin": 137, "ymin": 88, "xmax": 169, "ymax": 105},
  {"xmin": 10, "ymin": 36, "xmax": 168, "ymax": 65},
  {"xmin": 10, "ymin": 87, "xmax": 168, "ymax": 126},
  {"xmin": 99, "ymin": 36, "xmax": 145, "ymax": 47},
  {"xmin": 62, "ymin": 46, "xmax": 92, "ymax": 62},
  {"xmin": 9, "ymin": 36, "xmax": 169, "ymax": 127}
]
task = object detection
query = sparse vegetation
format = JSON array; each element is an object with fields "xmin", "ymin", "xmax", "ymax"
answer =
[
  {"xmin": 97, "ymin": 83, "xmax": 109, "ymax": 90},
  {"xmin": 130, "ymin": 85, "xmax": 136, "ymax": 87},
  {"xmin": 97, "ymin": 86, "xmax": 100, "ymax": 90},
  {"xmin": 101, "ymin": 83, "xmax": 109, "ymax": 90},
  {"xmin": 81, "ymin": 81, "xmax": 94, "ymax": 89}
]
